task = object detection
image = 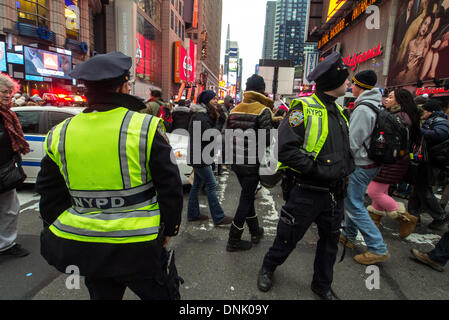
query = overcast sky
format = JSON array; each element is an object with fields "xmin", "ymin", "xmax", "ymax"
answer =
[{"xmin": 220, "ymin": 0, "xmax": 269, "ymax": 85}]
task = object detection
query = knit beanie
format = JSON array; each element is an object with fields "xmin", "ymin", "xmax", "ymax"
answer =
[
  {"xmin": 353, "ymin": 70, "xmax": 377, "ymax": 90},
  {"xmin": 197, "ymin": 90, "xmax": 216, "ymax": 105},
  {"xmin": 422, "ymin": 99, "xmax": 442, "ymax": 112},
  {"xmin": 246, "ymin": 74, "xmax": 266, "ymax": 92}
]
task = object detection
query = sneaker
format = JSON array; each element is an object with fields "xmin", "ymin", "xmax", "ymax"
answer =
[
  {"xmin": 428, "ymin": 215, "xmax": 449, "ymax": 230},
  {"xmin": 188, "ymin": 214, "xmax": 209, "ymax": 222},
  {"xmin": 410, "ymin": 248, "xmax": 444, "ymax": 272},
  {"xmin": 0, "ymin": 244, "xmax": 30, "ymax": 258},
  {"xmin": 354, "ymin": 251, "xmax": 390, "ymax": 265},
  {"xmin": 339, "ymin": 234, "xmax": 355, "ymax": 249},
  {"xmin": 214, "ymin": 216, "xmax": 233, "ymax": 226}
]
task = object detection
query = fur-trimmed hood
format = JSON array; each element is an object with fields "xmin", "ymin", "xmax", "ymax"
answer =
[
  {"xmin": 173, "ymin": 105, "xmax": 191, "ymax": 113},
  {"xmin": 190, "ymin": 103, "xmax": 208, "ymax": 113},
  {"xmin": 231, "ymin": 91, "xmax": 274, "ymax": 116}
]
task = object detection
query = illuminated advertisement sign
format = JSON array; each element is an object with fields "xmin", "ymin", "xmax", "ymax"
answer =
[
  {"xmin": 342, "ymin": 42, "xmax": 383, "ymax": 71},
  {"xmin": 0, "ymin": 42, "xmax": 6, "ymax": 72},
  {"xmin": 416, "ymin": 87, "xmax": 449, "ymax": 96},
  {"xmin": 174, "ymin": 40, "xmax": 197, "ymax": 83},
  {"xmin": 24, "ymin": 46, "xmax": 72, "ymax": 79},
  {"xmin": 136, "ymin": 32, "xmax": 153, "ymax": 80},
  {"xmin": 327, "ymin": 0, "xmax": 347, "ymax": 22},
  {"xmin": 318, "ymin": 0, "xmax": 378, "ymax": 49},
  {"xmin": 388, "ymin": 0, "xmax": 449, "ymax": 86},
  {"xmin": 7, "ymin": 52, "xmax": 24, "ymax": 65},
  {"xmin": 229, "ymin": 57, "xmax": 238, "ymax": 73},
  {"xmin": 192, "ymin": 0, "xmax": 199, "ymax": 28}
]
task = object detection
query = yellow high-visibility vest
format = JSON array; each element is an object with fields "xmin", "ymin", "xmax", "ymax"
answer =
[{"xmin": 45, "ymin": 107, "xmax": 163, "ymax": 244}]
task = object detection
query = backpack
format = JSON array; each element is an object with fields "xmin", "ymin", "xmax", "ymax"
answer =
[{"xmin": 362, "ymin": 102, "xmax": 410, "ymax": 165}]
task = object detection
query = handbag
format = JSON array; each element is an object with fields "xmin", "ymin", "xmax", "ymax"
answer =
[{"xmin": 0, "ymin": 153, "xmax": 27, "ymax": 193}]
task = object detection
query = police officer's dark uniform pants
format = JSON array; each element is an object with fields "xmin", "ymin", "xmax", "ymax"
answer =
[
  {"xmin": 85, "ymin": 275, "xmax": 171, "ymax": 300},
  {"xmin": 262, "ymin": 186, "xmax": 344, "ymax": 292}
]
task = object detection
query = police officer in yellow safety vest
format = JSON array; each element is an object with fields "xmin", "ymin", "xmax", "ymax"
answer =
[
  {"xmin": 35, "ymin": 52, "xmax": 183, "ymax": 300},
  {"xmin": 257, "ymin": 52, "xmax": 355, "ymax": 300}
]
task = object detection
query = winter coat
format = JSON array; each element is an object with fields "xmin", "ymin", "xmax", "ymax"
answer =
[
  {"xmin": 348, "ymin": 88, "xmax": 383, "ymax": 166},
  {"xmin": 141, "ymin": 99, "xmax": 164, "ymax": 116},
  {"xmin": 227, "ymin": 91, "xmax": 274, "ymax": 175},
  {"xmin": 187, "ymin": 103, "xmax": 226, "ymax": 168},
  {"xmin": 373, "ymin": 109, "xmax": 412, "ymax": 184},
  {"xmin": 421, "ymin": 111, "xmax": 449, "ymax": 147},
  {"xmin": 0, "ymin": 115, "xmax": 14, "ymax": 167},
  {"xmin": 171, "ymin": 106, "xmax": 191, "ymax": 132}
]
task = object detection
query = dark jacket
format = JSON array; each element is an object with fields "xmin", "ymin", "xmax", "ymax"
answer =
[
  {"xmin": 421, "ymin": 111, "xmax": 449, "ymax": 147},
  {"xmin": 227, "ymin": 91, "xmax": 274, "ymax": 175},
  {"xmin": 279, "ymin": 91, "xmax": 355, "ymax": 194},
  {"xmin": 36, "ymin": 92, "xmax": 183, "ymax": 278},
  {"xmin": 171, "ymin": 105, "xmax": 191, "ymax": 132},
  {"xmin": 187, "ymin": 103, "xmax": 226, "ymax": 168},
  {"xmin": 373, "ymin": 111, "xmax": 412, "ymax": 184},
  {"xmin": 0, "ymin": 116, "xmax": 14, "ymax": 167}
]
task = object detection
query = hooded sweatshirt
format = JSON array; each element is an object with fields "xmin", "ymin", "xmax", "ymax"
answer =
[{"xmin": 348, "ymin": 88, "xmax": 383, "ymax": 166}]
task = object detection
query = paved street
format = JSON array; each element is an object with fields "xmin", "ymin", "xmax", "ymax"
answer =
[{"xmin": 2, "ymin": 169, "xmax": 449, "ymax": 300}]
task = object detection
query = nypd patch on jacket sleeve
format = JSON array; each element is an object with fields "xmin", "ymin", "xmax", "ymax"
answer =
[{"xmin": 289, "ymin": 110, "xmax": 304, "ymax": 127}]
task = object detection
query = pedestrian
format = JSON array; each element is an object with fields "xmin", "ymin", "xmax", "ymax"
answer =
[
  {"xmin": 187, "ymin": 90, "xmax": 232, "ymax": 226},
  {"xmin": 141, "ymin": 89, "xmax": 165, "ymax": 117},
  {"xmin": 340, "ymin": 70, "xmax": 391, "ymax": 265},
  {"xmin": 226, "ymin": 74, "xmax": 273, "ymax": 252},
  {"xmin": 0, "ymin": 73, "xmax": 30, "ymax": 258},
  {"xmin": 366, "ymin": 88, "xmax": 421, "ymax": 238},
  {"xmin": 410, "ymin": 231, "xmax": 449, "ymax": 272},
  {"xmin": 222, "ymin": 95, "xmax": 235, "ymax": 115},
  {"xmin": 171, "ymin": 99, "xmax": 191, "ymax": 132},
  {"xmin": 36, "ymin": 52, "xmax": 183, "ymax": 300},
  {"xmin": 408, "ymin": 99, "xmax": 449, "ymax": 229},
  {"xmin": 257, "ymin": 52, "xmax": 355, "ymax": 300},
  {"xmin": 157, "ymin": 101, "xmax": 173, "ymax": 133}
]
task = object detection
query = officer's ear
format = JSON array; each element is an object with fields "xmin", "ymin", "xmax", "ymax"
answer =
[{"xmin": 118, "ymin": 81, "xmax": 131, "ymax": 94}]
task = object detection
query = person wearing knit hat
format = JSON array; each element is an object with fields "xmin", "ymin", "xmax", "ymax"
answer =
[
  {"xmin": 246, "ymin": 74, "xmax": 266, "ymax": 93},
  {"xmin": 340, "ymin": 69, "xmax": 392, "ymax": 266},
  {"xmin": 197, "ymin": 90, "xmax": 217, "ymax": 105}
]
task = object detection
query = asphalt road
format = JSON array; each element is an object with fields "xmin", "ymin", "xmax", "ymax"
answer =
[{"xmin": 2, "ymin": 169, "xmax": 449, "ymax": 301}]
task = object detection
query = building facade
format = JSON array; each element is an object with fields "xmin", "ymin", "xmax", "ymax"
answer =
[
  {"xmin": 0, "ymin": 0, "xmax": 103, "ymax": 96},
  {"xmin": 262, "ymin": 1, "xmax": 276, "ymax": 60},
  {"xmin": 273, "ymin": 0, "xmax": 309, "ymax": 67}
]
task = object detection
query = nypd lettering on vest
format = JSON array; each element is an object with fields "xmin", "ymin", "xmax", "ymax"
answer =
[{"xmin": 73, "ymin": 196, "xmax": 126, "ymax": 209}]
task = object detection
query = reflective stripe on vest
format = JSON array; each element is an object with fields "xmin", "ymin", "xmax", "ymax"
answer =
[
  {"xmin": 277, "ymin": 94, "xmax": 348, "ymax": 172},
  {"xmin": 45, "ymin": 108, "xmax": 163, "ymax": 244}
]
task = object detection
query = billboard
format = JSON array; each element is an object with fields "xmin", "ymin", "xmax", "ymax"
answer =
[
  {"xmin": 326, "ymin": 0, "xmax": 347, "ymax": 22},
  {"xmin": 174, "ymin": 40, "xmax": 196, "ymax": 83},
  {"xmin": 228, "ymin": 57, "xmax": 238, "ymax": 72},
  {"xmin": 303, "ymin": 51, "xmax": 319, "ymax": 85},
  {"xmin": 0, "ymin": 42, "xmax": 6, "ymax": 72},
  {"xmin": 24, "ymin": 46, "xmax": 72, "ymax": 79},
  {"xmin": 388, "ymin": 0, "xmax": 449, "ymax": 86}
]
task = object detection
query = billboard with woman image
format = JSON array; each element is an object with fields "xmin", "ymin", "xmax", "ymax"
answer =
[{"xmin": 388, "ymin": 0, "xmax": 449, "ymax": 86}]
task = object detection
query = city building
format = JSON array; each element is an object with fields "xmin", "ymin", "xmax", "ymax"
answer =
[
  {"xmin": 272, "ymin": 0, "xmax": 309, "ymax": 67},
  {"xmin": 0, "ymin": 0, "xmax": 104, "ymax": 96},
  {"xmin": 306, "ymin": 0, "xmax": 449, "ymax": 104},
  {"xmin": 223, "ymin": 25, "xmax": 242, "ymax": 100},
  {"xmin": 262, "ymin": 1, "xmax": 276, "ymax": 60}
]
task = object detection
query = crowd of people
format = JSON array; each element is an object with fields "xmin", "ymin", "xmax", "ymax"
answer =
[{"xmin": 1, "ymin": 50, "xmax": 449, "ymax": 300}]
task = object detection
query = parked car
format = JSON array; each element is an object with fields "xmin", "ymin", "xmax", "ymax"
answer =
[{"xmin": 12, "ymin": 106, "xmax": 191, "ymax": 185}]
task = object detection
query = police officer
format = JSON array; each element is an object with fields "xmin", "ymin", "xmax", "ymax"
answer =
[
  {"xmin": 257, "ymin": 52, "xmax": 355, "ymax": 300},
  {"xmin": 35, "ymin": 52, "xmax": 183, "ymax": 300}
]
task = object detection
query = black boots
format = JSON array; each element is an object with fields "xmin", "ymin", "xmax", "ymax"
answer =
[
  {"xmin": 246, "ymin": 215, "xmax": 264, "ymax": 244},
  {"xmin": 226, "ymin": 223, "xmax": 252, "ymax": 252}
]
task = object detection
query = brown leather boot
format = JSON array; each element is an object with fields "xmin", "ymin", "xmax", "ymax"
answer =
[
  {"xmin": 393, "ymin": 202, "xmax": 418, "ymax": 239},
  {"xmin": 367, "ymin": 205, "xmax": 385, "ymax": 228}
]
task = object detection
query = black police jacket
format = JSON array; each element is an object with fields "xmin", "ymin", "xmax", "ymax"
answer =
[
  {"xmin": 36, "ymin": 92, "xmax": 183, "ymax": 278},
  {"xmin": 279, "ymin": 91, "xmax": 355, "ymax": 189}
]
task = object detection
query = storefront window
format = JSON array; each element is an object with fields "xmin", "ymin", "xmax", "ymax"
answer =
[
  {"xmin": 17, "ymin": 0, "xmax": 50, "ymax": 28},
  {"xmin": 137, "ymin": 0, "xmax": 161, "ymax": 26},
  {"xmin": 65, "ymin": 0, "xmax": 80, "ymax": 40}
]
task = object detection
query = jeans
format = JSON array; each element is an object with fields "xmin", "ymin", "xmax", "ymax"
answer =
[
  {"xmin": 342, "ymin": 166, "xmax": 389, "ymax": 255},
  {"xmin": 187, "ymin": 166, "xmax": 226, "ymax": 224},
  {"xmin": 397, "ymin": 181, "xmax": 412, "ymax": 195},
  {"xmin": 233, "ymin": 173, "xmax": 259, "ymax": 228},
  {"xmin": 429, "ymin": 231, "xmax": 449, "ymax": 266},
  {"xmin": 408, "ymin": 183, "xmax": 446, "ymax": 221}
]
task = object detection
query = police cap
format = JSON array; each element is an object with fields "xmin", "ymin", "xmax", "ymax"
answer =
[
  {"xmin": 70, "ymin": 51, "xmax": 132, "ymax": 87},
  {"xmin": 307, "ymin": 52, "xmax": 349, "ymax": 92}
]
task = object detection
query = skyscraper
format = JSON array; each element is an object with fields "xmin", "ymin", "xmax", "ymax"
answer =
[
  {"xmin": 272, "ymin": 0, "xmax": 308, "ymax": 66},
  {"xmin": 262, "ymin": 1, "xmax": 277, "ymax": 60}
]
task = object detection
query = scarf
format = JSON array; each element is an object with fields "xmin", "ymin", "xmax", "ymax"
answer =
[
  {"xmin": 390, "ymin": 104, "xmax": 402, "ymax": 114},
  {"xmin": 0, "ymin": 105, "xmax": 30, "ymax": 155}
]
